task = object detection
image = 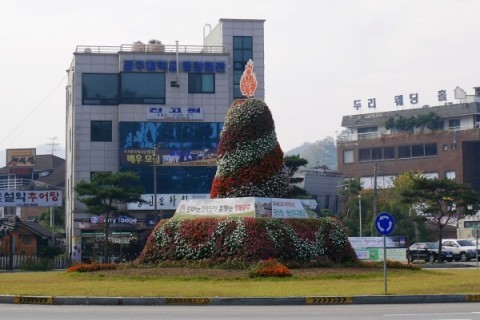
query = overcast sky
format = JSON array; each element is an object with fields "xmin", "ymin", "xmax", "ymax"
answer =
[{"xmin": 1, "ymin": 0, "xmax": 479, "ymax": 156}]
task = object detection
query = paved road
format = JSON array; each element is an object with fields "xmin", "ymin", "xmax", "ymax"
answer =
[{"xmin": 1, "ymin": 303, "xmax": 480, "ymax": 320}]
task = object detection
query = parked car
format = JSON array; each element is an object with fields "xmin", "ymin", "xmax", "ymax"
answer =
[
  {"xmin": 406, "ymin": 242, "xmax": 454, "ymax": 263},
  {"xmin": 442, "ymin": 239, "xmax": 479, "ymax": 262}
]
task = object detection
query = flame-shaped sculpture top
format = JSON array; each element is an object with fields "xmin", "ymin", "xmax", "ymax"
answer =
[{"xmin": 240, "ymin": 59, "xmax": 257, "ymax": 98}]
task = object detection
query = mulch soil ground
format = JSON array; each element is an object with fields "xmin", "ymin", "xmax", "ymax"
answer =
[{"xmin": 105, "ymin": 267, "xmax": 379, "ymax": 278}]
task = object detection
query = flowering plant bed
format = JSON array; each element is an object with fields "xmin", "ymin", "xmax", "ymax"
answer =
[{"xmin": 136, "ymin": 217, "xmax": 357, "ymax": 266}]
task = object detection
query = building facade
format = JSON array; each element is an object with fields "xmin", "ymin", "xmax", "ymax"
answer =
[
  {"xmin": 65, "ymin": 19, "xmax": 265, "ymax": 262},
  {"xmin": 337, "ymin": 87, "xmax": 480, "ymax": 192}
]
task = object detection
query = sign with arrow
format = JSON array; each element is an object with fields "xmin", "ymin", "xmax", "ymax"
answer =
[{"xmin": 375, "ymin": 212, "xmax": 395, "ymax": 236}]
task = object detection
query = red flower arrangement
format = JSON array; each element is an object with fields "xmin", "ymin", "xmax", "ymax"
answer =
[
  {"xmin": 66, "ymin": 263, "xmax": 117, "ymax": 273},
  {"xmin": 249, "ymin": 258, "xmax": 292, "ymax": 278},
  {"xmin": 210, "ymin": 98, "xmax": 289, "ymax": 198}
]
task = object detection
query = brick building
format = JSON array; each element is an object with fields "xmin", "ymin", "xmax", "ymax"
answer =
[{"xmin": 337, "ymin": 87, "xmax": 480, "ymax": 192}]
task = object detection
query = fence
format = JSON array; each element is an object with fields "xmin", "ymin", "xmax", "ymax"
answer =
[{"xmin": 0, "ymin": 255, "xmax": 67, "ymax": 270}]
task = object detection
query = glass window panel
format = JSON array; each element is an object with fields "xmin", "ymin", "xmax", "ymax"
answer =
[
  {"xmin": 201, "ymin": 74, "xmax": 214, "ymax": 93},
  {"xmin": 412, "ymin": 144, "xmax": 424, "ymax": 157},
  {"xmin": 243, "ymin": 50, "xmax": 253, "ymax": 61},
  {"xmin": 359, "ymin": 148, "xmax": 371, "ymax": 162},
  {"xmin": 448, "ymin": 119, "xmax": 460, "ymax": 129},
  {"xmin": 233, "ymin": 85, "xmax": 242, "ymax": 99},
  {"xmin": 446, "ymin": 171, "xmax": 456, "ymax": 180},
  {"xmin": 233, "ymin": 37, "xmax": 243, "ymax": 49},
  {"xmin": 121, "ymin": 72, "xmax": 165, "ymax": 104},
  {"xmin": 383, "ymin": 147, "xmax": 395, "ymax": 159},
  {"xmin": 82, "ymin": 73, "xmax": 118, "ymax": 105},
  {"xmin": 371, "ymin": 148, "xmax": 383, "ymax": 160},
  {"xmin": 188, "ymin": 74, "xmax": 214, "ymax": 93},
  {"xmin": 425, "ymin": 143, "xmax": 437, "ymax": 156},
  {"xmin": 242, "ymin": 37, "xmax": 253, "ymax": 49},
  {"xmin": 91, "ymin": 121, "xmax": 112, "ymax": 142},
  {"xmin": 343, "ymin": 150, "xmax": 354, "ymax": 164},
  {"xmin": 188, "ymin": 74, "xmax": 202, "ymax": 93},
  {"xmin": 233, "ymin": 49, "xmax": 243, "ymax": 61},
  {"xmin": 398, "ymin": 146, "xmax": 411, "ymax": 158}
]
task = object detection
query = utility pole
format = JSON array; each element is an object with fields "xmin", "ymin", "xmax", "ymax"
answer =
[{"xmin": 49, "ymin": 137, "xmax": 58, "ymax": 155}]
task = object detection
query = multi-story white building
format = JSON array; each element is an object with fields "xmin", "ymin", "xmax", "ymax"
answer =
[{"xmin": 65, "ymin": 18, "xmax": 265, "ymax": 262}]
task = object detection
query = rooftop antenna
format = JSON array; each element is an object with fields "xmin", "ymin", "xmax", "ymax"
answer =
[{"xmin": 49, "ymin": 137, "xmax": 58, "ymax": 155}]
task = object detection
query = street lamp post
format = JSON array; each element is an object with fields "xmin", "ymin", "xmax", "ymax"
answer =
[{"xmin": 358, "ymin": 194, "xmax": 362, "ymax": 237}]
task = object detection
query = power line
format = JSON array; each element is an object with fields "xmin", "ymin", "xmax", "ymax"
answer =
[{"xmin": 0, "ymin": 74, "xmax": 67, "ymax": 148}]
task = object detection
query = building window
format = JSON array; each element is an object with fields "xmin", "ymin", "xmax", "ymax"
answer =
[
  {"xmin": 359, "ymin": 147, "xmax": 396, "ymax": 162},
  {"xmin": 82, "ymin": 73, "xmax": 118, "ymax": 105},
  {"xmin": 343, "ymin": 150, "xmax": 354, "ymax": 163},
  {"xmin": 188, "ymin": 73, "xmax": 215, "ymax": 93},
  {"xmin": 91, "ymin": 121, "xmax": 112, "ymax": 142},
  {"xmin": 383, "ymin": 147, "xmax": 395, "ymax": 159},
  {"xmin": 423, "ymin": 172, "xmax": 438, "ymax": 179},
  {"xmin": 398, "ymin": 145, "xmax": 411, "ymax": 159},
  {"xmin": 448, "ymin": 119, "xmax": 460, "ymax": 130},
  {"xmin": 371, "ymin": 147, "xmax": 383, "ymax": 160},
  {"xmin": 446, "ymin": 171, "xmax": 456, "ymax": 180},
  {"xmin": 411, "ymin": 144, "xmax": 424, "ymax": 157},
  {"xmin": 424, "ymin": 143, "xmax": 437, "ymax": 156},
  {"xmin": 398, "ymin": 143, "xmax": 437, "ymax": 159},
  {"xmin": 120, "ymin": 72, "xmax": 165, "ymax": 104},
  {"xmin": 233, "ymin": 36, "xmax": 253, "ymax": 98}
]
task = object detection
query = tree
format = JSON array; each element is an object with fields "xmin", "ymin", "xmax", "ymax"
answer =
[
  {"xmin": 396, "ymin": 172, "xmax": 480, "ymax": 261},
  {"xmin": 39, "ymin": 207, "xmax": 65, "ymax": 231},
  {"xmin": 75, "ymin": 171, "xmax": 145, "ymax": 260},
  {"xmin": 284, "ymin": 154, "xmax": 310, "ymax": 198}
]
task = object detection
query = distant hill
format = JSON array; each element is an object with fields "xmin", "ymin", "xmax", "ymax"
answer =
[
  {"xmin": 0, "ymin": 145, "xmax": 65, "ymax": 168},
  {"xmin": 285, "ymin": 142, "xmax": 313, "ymax": 157},
  {"xmin": 285, "ymin": 137, "xmax": 337, "ymax": 170}
]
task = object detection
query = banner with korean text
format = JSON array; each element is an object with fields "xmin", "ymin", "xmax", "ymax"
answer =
[
  {"xmin": 173, "ymin": 197, "xmax": 256, "ymax": 219},
  {"xmin": 0, "ymin": 190, "xmax": 62, "ymax": 207},
  {"xmin": 173, "ymin": 197, "xmax": 314, "ymax": 220}
]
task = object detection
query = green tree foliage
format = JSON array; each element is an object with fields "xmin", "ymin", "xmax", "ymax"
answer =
[
  {"xmin": 395, "ymin": 171, "xmax": 480, "ymax": 260},
  {"xmin": 385, "ymin": 112, "xmax": 441, "ymax": 133},
  {"xmin": 338, "ymin": 176, "xmax": 431, "ymax": 241},
  {"xmin": 75, "ymin": 171, "xmax": 145, "ymax": 259},
  {"xmin": 39, "ymin": 207, "xmax": 64, "ymax": 231},
  {"xmin": 284, "ymin": 154, "xmax": 310, "ymax": 199}
]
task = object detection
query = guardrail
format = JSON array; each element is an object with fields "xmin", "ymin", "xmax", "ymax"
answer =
[
  {"xmin": 338, "ymin": 124, "xmax": 480, "ymax": 142},
  {"xmin": 75, "ymin": 44, "xmax": 228, "ymax": 54}
]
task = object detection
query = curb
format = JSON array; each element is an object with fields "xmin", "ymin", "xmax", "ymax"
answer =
[{"xmin": 1, "ymin": 294, "xmax": 480, "ymax": 305}]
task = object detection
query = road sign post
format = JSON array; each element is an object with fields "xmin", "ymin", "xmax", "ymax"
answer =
[{"xmin": 375, "ymin": 212, "xmax": 395, "ymax": 295}]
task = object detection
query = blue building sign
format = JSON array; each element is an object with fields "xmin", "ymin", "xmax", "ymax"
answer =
[{"xmin": 123, "ymin": 60, "xmax": 226, "ymax": 73}]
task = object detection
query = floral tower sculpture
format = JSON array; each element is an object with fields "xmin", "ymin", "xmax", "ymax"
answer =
[{"xmin": 210, "ymin": 60, "xmax": 290, "ymax": 198}]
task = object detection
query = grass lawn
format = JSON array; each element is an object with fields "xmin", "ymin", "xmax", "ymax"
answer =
[{"xmin": 1, "ymin": 267, "xmax": 479, "ymax": 297}]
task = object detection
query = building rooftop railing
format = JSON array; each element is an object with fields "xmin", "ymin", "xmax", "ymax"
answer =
[
  {"xmin": 0, "ymin": 178, "xmax": 62, "ymax": 191},
  {"xmin": 338, "ymin": 123, "xmax": 480, "ymax": 142},
  {"xmin": 75, "ymin": 44, "xmax": 228, "ymax": 55}
]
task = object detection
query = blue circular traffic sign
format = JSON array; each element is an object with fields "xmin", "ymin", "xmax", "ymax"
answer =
[{"xmin": 375, "ymin": 212, "xmax": 395, "ymax": 235}]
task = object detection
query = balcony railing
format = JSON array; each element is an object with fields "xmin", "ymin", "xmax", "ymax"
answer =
[
  {"xmin": 338, "ymin": 123, "xmax": 480, "ymax": 142},
  {"xmin": 75, "ymin": 44, "xmax": 228, "ymax": 55}
]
